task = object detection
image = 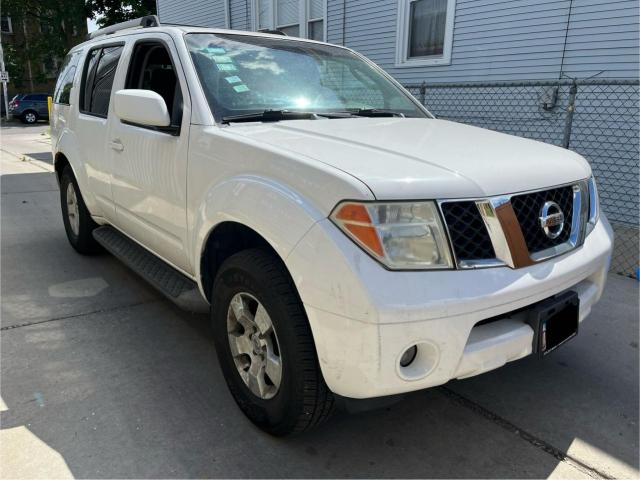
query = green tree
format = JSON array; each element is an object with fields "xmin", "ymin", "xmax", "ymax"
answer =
[
  {"xmin": 2, "ymin": 0, "xmax": 87, "ymax": 85},
  {"xmin": 3, "ymin": 43, "xmax": 24, "ymax": 89},
  {"xmin": 86, "ymin": 0, "xmax": 156, "ymax": 28}
]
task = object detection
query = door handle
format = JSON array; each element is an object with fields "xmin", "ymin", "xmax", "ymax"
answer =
[{"xmin": 109, "ymin": 139, "xmax": 124, "ymax": 152}]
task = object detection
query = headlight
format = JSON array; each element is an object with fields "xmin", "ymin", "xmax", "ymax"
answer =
[
  {"xmin": 330, "ymin": 201, "xmax": 453, "ymax": 269},
  {"xmin": 587, "ymin": 176, "xmax": 599, "ymax": 235}
]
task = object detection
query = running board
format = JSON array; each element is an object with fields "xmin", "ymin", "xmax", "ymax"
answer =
[{"xmin": 92, "ymin": 226, "xmax": 209, "ymax": 313}]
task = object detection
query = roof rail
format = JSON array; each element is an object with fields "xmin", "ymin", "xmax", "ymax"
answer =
[{"xmin": 87, "ymin": 15, "xmax": 160, "ymax": 40}]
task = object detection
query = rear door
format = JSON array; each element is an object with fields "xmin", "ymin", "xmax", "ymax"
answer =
[
  {"xmin": 34, "ymin": 94, "xmax": 49, "ymax": 116},
  {"xmin": 74, "ymin": 42, "xmax": 125, "ymax": 221},
  {"xmin": 107, "ymin": 33, "xmax": 192, "ymax": 273}
]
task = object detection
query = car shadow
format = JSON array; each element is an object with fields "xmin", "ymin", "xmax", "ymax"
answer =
[{"xmin": 24, "ymin": 152, "xmax": 53, "ymax": 163}]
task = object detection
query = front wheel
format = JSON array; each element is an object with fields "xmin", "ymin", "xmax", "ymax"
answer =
[{"xmin": 211, "ymin": 249, "xmax": 334, "ymax": 436}]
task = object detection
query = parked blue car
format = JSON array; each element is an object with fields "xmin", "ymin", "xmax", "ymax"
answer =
[{"xmin": 8, "ymin": 93, "xmax": 50, "ymax": 124}]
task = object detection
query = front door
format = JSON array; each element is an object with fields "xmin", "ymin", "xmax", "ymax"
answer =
[{"xmin": 107, "ymin": 34, "xmax": 192, "ymax": 273}]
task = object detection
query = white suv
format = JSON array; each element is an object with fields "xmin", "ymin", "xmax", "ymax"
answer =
[{"xmin": 51, "ymin": 17, "xmax": 614, "ymax": 435}]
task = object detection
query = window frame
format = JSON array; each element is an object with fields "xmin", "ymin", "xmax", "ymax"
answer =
[
  {"xmin": 54, "ymin": 51, "xmax": 81, "ymax": 105},
  {"xmin": 395, "ymin": 0, "xmax": 456, "ymax": 67},
  {"xmin": 79, "ymin": 42, "xmax": 125, "ymax": 119},
  {"xmin": 1, "ymin": 16, "xmax": 12, "ymax": 34},
  {"xmin": 253, "ymin": 0, "xmax": 327, "ymax": 42}
]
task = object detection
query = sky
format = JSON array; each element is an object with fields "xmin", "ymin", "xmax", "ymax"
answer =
[{"xmin": 87, "ymin": 17, "xmax": 99, "ymax": 33}]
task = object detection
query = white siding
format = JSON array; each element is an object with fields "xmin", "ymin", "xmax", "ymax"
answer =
[
  {"xmin": 229, "ymin": 0, "xmax": 252, "ymax": 30},
  {"xmin": 157, "ymin": 0, "xmax": 227, "ymax": 28},
  {"xmin": 330, "ymin": 0, "xmax": 639, "ymax": 83},
  {"xmin": 157, "ymin": 0, "xmax": 638, "ymax": 82}
]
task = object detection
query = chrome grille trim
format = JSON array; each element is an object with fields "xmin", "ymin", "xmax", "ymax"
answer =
[{"xmin": 438, "ymin": 181, "xmax": 589, "ymax": 270}]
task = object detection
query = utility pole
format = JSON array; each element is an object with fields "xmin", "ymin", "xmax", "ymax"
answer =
[{"xmin": 0, "ymin": 40, "xmax": 9, "ymax": 121}]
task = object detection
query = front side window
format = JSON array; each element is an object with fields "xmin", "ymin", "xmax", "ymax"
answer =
[
  {"xmin": 54, "ymin": 51, "xmax": 81, "ymax": 105},
  {"xmin": 81, "ymin": 45, "xmax": 124, "ymax": 116},
  {"xmin": 186, "ymin": 33, "xmax": 426, "ymax": 121},
  {"xmin": 396, "ymin": 0, "xmax": 455, "ymax": 66},
  {"xmin": 255, "ymin": 0, "xmax": 324, "ymax": 41},
  {"xmin": 125, "ymin": 41, "xmax": 183, "ymax": 128}
]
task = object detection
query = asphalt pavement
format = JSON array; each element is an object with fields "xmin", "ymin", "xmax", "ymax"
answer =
[{"xmin": 1, "ymin": 122, "xmax": 638, "ymax": 478}]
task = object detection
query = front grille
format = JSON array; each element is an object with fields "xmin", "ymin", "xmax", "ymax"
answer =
[
  {"xmin": 441, "ymin": 184, "xmax": 578, "ymax": 267},
  {"xmin": 511, "ymin": 185, "xmax": 574, "ymax": 253},
  {"xmin": 441, "ymin": 201, "xmax": 495, "ymax": 262}
]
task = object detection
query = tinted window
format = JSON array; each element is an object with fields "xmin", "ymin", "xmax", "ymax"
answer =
[
  {"xmin": 54, "ymin": 52, "xmax": 81, "ymax": 105},
  {"xmin": 81, "ymin": 45, "xmax": 123, "ymax": 116},
  {"xmin": 125, "ymin": 42, "xmax": 183, "ymax": 127},
  {"xmin": 81, "ymin": 49, "xmax": 101, "ymax": 111}
]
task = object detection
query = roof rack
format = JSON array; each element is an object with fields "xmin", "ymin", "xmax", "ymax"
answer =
[{"xmin": 87, "ymin": 15, "xmax": 160, "ymax": 40}]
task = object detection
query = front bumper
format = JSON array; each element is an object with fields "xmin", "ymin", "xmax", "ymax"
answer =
[{"xmin": 286, "ymin": 214, "xmax": 614, "ymax": 399}]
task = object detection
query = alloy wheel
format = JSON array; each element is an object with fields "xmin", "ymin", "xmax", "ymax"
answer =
[
  {"xmin": 66, "ymin": 182, "xmax": 80, "ymax": 236},
  {"xmin": 227, "ymin": 292, "xmax": 282, "ymax": 399}
]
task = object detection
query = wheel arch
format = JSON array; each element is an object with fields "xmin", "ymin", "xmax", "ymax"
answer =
[
  {"xmin": 192, "ymin": 176, "xmax": 327, "ymax": 302},
  {"xmin": 54, "ymin": 152, "xmax": 71, "ymax": 185},
  {"xmin": 201, "ymin": 221, "xmax": 288, "ymax": 302},
  {"xmin": 22, "ymin": 109, "xmax": 39, "ymax": 119},
  {"xmin": 53, "ymin": 134, "xmax": 98, "ymax": 212}
]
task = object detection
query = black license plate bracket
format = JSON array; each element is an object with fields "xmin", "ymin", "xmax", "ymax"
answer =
[{"xmin": 527, "ymin": 291, "xmax": 579, "ymax": 357}]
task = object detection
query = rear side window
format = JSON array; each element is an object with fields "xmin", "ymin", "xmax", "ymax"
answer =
[
  {"xmin": 54, "ymin": 52, "xmax": 81, "ymax": 105},
  {"xmin": 80, "ymin": 45, "xmax": 124, "ymax": 117}
]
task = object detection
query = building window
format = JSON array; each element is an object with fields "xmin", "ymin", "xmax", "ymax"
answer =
[
  {"xmin": 396, "ymin": 0, "xmax": 455, "ymax": 67},
  {"xmin": 307, "ymin": 0, "xmax": 324, "ymax": 41},
  {"xmin": 1, "ymin": 16, "xmax": 12, "ymax": 34},
  {"xmin": 43, "ymin": 57, "xmax": 61, "ymax": 78},
  {"xmin": 255, "ymin": 0, "xmax": 325, "ymax": 41},
  {"xmin": 39, "ymin": 21, "xmax": 53, "ymax": 34}
]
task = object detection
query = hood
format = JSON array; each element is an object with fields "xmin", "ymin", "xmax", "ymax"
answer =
[{"xmin": 226, "ymin": 118, "xmax": 591, "ymax": 199}]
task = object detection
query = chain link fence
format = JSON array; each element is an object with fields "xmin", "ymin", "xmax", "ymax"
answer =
[{"xmin": 404, "ymin": 79, "xmax": 639, "ymax": 277}]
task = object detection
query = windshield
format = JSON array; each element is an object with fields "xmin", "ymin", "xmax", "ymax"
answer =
[{"xmin": 185, "ymin": 33, "xmax": 428, "ymax": 121}]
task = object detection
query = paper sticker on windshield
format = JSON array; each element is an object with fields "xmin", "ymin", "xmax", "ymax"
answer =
[
  {"xmin": 202, "ymin": 47, "xmax": 226, "ymax": 55},
  {"xmin": 225, "ymin": 76, "xmax": 242, "ymax": 84},
  {"xmin": 212, "ymin": 55, "xmax": 232, "ymax": 63},
  {"xmin": 217, "ymin": 63, "xmax": 237, "ymax": 72},
  {"xmin": 233, "ymin": 84, "xmax": 250, "ymax": 93}
]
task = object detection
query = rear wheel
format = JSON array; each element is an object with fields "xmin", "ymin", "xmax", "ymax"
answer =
[
  {"xmin": 60, "ymin": 166, "xmax": 101, "ymax": 254},
  {"xmin": 21, "ymin": 110, "xmax": 38, "ymax": 124},
  {"xmin": 211, "ymin": 248, "xmax": 334, "ymax": 436}
]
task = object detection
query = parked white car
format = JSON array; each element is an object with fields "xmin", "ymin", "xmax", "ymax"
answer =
[{"xmin": 51, "ymin": 17, "xmax": 613, "ymax": 436}]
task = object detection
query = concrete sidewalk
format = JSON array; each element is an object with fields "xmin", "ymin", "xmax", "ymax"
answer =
[{"xmin": 1, "ymin": 124, "xmax": 638, "ymax": 479}]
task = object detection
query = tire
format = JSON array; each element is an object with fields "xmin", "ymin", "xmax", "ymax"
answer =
[
  {"xmin": 60, "ymin": 165, "xmax": 102, "ymax": 254},
  {"xmin": 21, "ymin": 110, "xmax": 38, "ymax": 124},
  {"xmin": 211, "ymin": 248, "xmax": 334, "ymax": 436}
]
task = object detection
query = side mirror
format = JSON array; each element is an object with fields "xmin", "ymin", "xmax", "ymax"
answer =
[{"xmin": 114, "ymin": 89, "xmax": 170, "ymax": 127}]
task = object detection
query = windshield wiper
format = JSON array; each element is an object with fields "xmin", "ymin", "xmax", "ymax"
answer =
[
  {"xmin": 221, "ymin": 108, "xmax": 404, "ymax": 123},
  {"xmin": 222, "ymin": 109, "xmax": 335, "ymax": 123},
  {"xmin": 349, "ymin": 108, "xmax": 406, "ymax": 118}
]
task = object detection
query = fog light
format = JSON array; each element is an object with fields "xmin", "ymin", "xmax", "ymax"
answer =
[{"xmin": 399, "ymin": 345, "xmax": 418, "ymax": 367}]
